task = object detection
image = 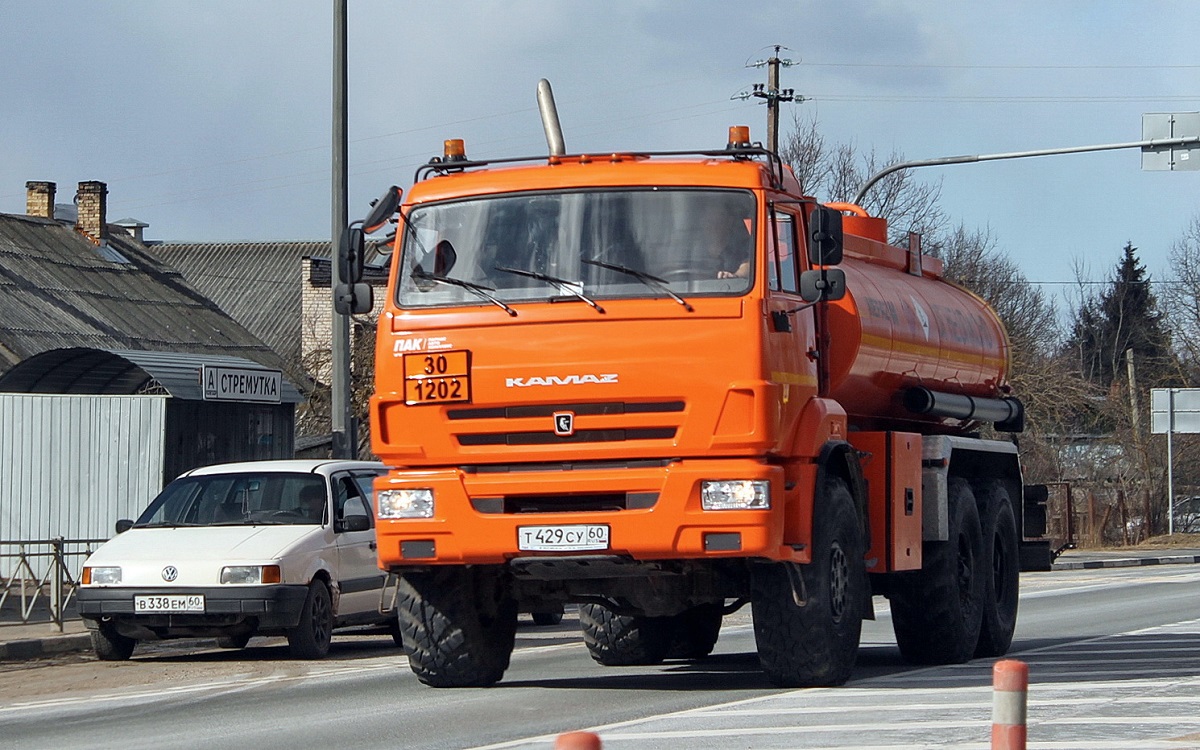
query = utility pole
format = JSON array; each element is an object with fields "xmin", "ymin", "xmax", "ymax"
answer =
[
  {"xmin": 330, "ymin": 0, "xmax": 354, "ymax": 458},
  {"xmin": 735, "ymin": 45, "xmax": 803, "ymax": 154}
]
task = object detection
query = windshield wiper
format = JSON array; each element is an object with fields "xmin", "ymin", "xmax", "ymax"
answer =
[
  {"xmin": 493, "ymin": 266, "xmax": 605, "ymax": 314},
  {"xmin": 581, "ymin": 259, "xmax": 694, "ymax": 312},
  {"xmin": 411, "ymin": 269, "xmax": 518, "ymax": 317}
]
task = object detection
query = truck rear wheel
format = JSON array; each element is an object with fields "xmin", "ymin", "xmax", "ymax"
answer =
[
  {"xmin": 579, "ymin": 603, "xmax": 671, "ymax": 666},
  {"xmin": 974, "ymin": 481, "xmax": 1019, "ymax": 657},
  {"xmin": 890, "ymin": 477, "xmax": 984, "ymax": 664},
  {"xmin": 396, "ymin": 567, "xmax": 517, "ymax": 687},
  {"xmin": 751, "ymin": 477, "xmax": 865, "ymax": 687},
  {"xmin": 667, "ymin": 603, "xmax": 723, "ymax": 660}
]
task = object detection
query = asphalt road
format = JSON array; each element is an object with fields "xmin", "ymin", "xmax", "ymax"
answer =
[{"xmin": 3, "ymin": 566, "xmax": 1199, "ymax": 749}]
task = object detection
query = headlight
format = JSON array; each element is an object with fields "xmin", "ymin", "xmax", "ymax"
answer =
[
  {"xmin": 84, "ymin": 566, "xmax": 121, "ymax": 585},
  {"xmin": 377, "ymin": 488, "xmax": 435, "ymax": 518},
  {"xmin": 220, "ymin": 565, "xmax": 281, "ymax": 584},
  {"xmin": 701, "ymin": 480, "xmax": 770, "ymax": 510}
]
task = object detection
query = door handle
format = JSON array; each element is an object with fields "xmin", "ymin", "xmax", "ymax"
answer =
[{"xmin": 369, "ymin": 541, "xmax": 377, "ymax": 550}]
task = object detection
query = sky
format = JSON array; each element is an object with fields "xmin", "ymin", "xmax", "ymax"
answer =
[{"xmin": 2, "ymin": 1, "xmax": 1198, "ymax": 314}]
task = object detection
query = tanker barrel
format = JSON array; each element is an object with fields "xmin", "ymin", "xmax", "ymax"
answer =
[{"xmin": 903, "ymin": 387, "xmax": 1024, "ymax": 432}]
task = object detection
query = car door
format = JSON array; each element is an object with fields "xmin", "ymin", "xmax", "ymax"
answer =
[{"xmin": 331, "ymin": 471, "xmax": 386, "ymax": 618}]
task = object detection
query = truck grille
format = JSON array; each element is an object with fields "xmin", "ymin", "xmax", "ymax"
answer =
[{"xmin": 449, "ymin": 400, "xmax": 683, "ymax": 446}]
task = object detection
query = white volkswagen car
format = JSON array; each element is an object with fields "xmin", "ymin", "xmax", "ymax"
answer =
[{"xmin": 77, "ymin": 459, "xmax": 394, "ymax": 660}]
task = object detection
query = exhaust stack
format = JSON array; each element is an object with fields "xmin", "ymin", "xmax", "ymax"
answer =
[{"xmin": 537, "ymin": 79, "xmax": 566, "ymax": 156}]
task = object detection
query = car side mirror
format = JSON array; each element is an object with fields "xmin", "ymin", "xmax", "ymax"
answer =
[
  {"xmin": 799, "ymin": 268, "xmax": 847, "ymax": 303},
  {"xmin": 808, "ymin": 206, "xmax": 844, "ymax": 266},
  {"xmin": 115, "ymin": 519, "xmax": 134, "ymax": 534},
  {"xmin": 338, "ymin": 514, "xmax": 371, "ymax": 533}
]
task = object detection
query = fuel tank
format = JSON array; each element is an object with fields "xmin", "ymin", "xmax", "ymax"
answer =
[{"xmin": 822, "ymin": 212, "xmax": 1011, "ymax": 433}]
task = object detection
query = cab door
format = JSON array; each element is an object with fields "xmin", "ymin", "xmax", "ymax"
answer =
[
  {"xmin": 764, "ymin": 202, "xmax": 818, "ymax": 453},
  {"xmin": 331, "ymin": 470, "xmax": 386, "ymax": 618}
]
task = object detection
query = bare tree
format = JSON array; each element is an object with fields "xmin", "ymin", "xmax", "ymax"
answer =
[{"xmin": 778, "ymin": 113, "xmax": 947, "ymax": 245}]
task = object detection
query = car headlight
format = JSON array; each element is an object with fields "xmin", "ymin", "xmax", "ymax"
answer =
[
  {"xmin": 83, "ymin": 566, "xmax": 122, "ymax": 585},
  {"xmin": 377, "ymin": 488, "xmax": 435, "ymax": 518},
  {"xmin": 220, "ymin": 565, "xmax": 281, "ymax": 584},
  {"xmin": 701, "ymin": 480, "xmax": 770, "ymax": 510}
]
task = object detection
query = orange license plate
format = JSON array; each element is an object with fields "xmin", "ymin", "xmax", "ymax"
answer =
[{"xmin": 403, "ymin": 350, "xmax": 472, "ymax": 405}]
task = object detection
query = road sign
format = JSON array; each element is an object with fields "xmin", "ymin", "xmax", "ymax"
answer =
[
  {"xmin": 201, "ymin": 365, "xmax": 282, "ymax": 404},
  {"xmin": 1142, "ymin": 113, "xmax": 1200, "ymax": 171},
  {"xmin": 1151, "ymin": 388, "xmax": 1200, "ymax": 433}
]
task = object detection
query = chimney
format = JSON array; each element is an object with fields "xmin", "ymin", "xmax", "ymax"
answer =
[
  {"xmin": 75, "ymin": 180, "xmax": 107, "ymax": 242},
  {"xmin": 25, "ymin": 181, "xmax": 56, "ymax": 220}
]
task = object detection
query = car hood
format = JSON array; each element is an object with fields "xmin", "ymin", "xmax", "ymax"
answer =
[{"xmin": 83, "ymin": 526, "xmax": 324, "ymax": 587}]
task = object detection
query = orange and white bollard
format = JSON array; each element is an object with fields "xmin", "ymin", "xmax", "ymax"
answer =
[
  {"xmin": 555, "ymin": 731, "xmax": 602, "ymax": 750},
  {"xmin": 991, "ymin": 659, "xmax": 1029, "ymax": 750}
]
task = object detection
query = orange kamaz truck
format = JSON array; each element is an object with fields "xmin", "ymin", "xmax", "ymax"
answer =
[{"xmin": 365, "ymin": 112, "xmax": 1048, "ymax": 688}]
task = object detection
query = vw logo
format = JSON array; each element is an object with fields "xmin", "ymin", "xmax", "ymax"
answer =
[
  {"xmin": 161, "ymin": 566, "xmax": 179, "ymax": 582},
  {"xmin": 553, "ymin": 411, "xmax": 575, "ymax": 437}
]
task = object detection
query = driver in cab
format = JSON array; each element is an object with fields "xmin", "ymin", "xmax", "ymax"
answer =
[{"xmin": 700, "ymin": 202, "xmax": 752, "ymax": 279}]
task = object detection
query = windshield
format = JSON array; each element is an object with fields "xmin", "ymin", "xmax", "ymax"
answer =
[
  {"xmin": 134, "ymin": 473, "xmax": 328, "ymax": 527},
  {"xmin": 396, "ymin": 188, "xmax": 756, "ymax": 309}
]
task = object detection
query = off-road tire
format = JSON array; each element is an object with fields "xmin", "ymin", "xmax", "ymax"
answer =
[
  {"xmin": 579, "ymin": 603, "xmax": 671, "ymax": 666},
  {"xmin": 216, "ymin": 632, "xmax": 252, "ymax": 649},
  {"xmin": 666, "ymin": 603, "xmax": 723, "ymax": 660},
  {"xmin": 890, "ymin": 477, "xmax": 985, "ymax": 665},
  {"xmin": 974, "ymin": 481, "xmax": 1020, "ymax": 657},
  {"xmin": 396, "ymin": 567, "xmax": 518, "ymax": 687},
  {"xmin": 91, "ymin": 623, "xmax": 136, "ymax": 661},
  {"xmin": 287, "ymin": 580, "xmax": 334, "ymax": 659},
  {"xmin": 751, "ymin": 477, "xmax": 866, "ymax": 687}
]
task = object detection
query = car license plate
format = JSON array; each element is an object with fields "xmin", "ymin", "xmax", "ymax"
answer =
[
  {"xmin": 134, "ymin": 594, "xmax": 205, "ymax": 613},
  {"xmin": 518, "ymin": 524, "xmax": 609, "ymax": 552}
]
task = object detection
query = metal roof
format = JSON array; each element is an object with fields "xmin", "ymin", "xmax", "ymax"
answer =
[
  {"xmin": 0, "ymin": 346, "xmax": 303, "ymax": 403},
  {"xmin": 0, "ymin": 212, "xmax": 303, "ymax": 387},
  {"xmin": 148, "ymin": 241, "xmax": 329, "ymax": 364}
]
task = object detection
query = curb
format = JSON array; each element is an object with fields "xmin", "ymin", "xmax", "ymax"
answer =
[
  {"xmin": 0, "ymin": 632, "xmax": 92, "ymax": 662},
  {"xmin": 1052, "ymin": 554, "xmax": 1200, "ymax": 571}
]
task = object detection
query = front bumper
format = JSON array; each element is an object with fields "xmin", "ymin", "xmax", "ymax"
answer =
[
  {"xmin": 375, "ymin": 458, "xmax": 800, "ymax": 567},
  {"xmin": 77, "ymin": 584, "xmax": 309, "ymax": 637}
]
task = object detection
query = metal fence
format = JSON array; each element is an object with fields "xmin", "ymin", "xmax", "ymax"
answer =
[{"xmin": 0, "ymin": 537, "xmax": 107, "ymax": 631}]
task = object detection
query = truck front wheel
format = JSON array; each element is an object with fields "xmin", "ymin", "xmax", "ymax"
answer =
[
  {"xmin": 751, "ymin": 477, "xmax": 866, "ymax": 687},
  {"xmin": 579, "ymin": 603, "xmax": 671, "ymax": 666},
  {"xmin": 396, "ymin": 567, "xmax": 517, "ymax": 687},
  {"xmin": 890, "ymin": 477, "xmax": 985, "ymax": 664}
]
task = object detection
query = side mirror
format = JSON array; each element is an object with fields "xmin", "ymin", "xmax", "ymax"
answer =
[
  {"xmin": 799, "ymin": 268, "xmax": 847, "ymax": 303},
  {"xmin": 808, "ymin": 206, "xmax": 844, "ymax": 266},
  {"xmin": 363, "ymin": 186, "xmax": 401, "ymax": 234},
  {"xmin": 342, "ymin": 226, "xmax": 366, "ymax": 284},
  {"xmin": 338, "ymin": 514, "xmax": 371, "ymax": 533},
  {"xmin": 115, "ymin": 519, "xmax": 134, "ymax": 534},
  {"xmin": 334, "ymin": 282, "xmax": 373, "ymax": 315}
]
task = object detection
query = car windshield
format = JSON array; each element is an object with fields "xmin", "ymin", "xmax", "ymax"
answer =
[
  {"xmin": 396, "ymin": 188, "xmax": 756, "ymax": 309},
  {"xmin": 133, "ymin": 473, "xmax": 328, "ymax": 527}
]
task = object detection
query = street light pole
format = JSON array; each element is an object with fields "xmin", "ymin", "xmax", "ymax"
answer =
[
  {"xmin": 330, "ymin": 0, "xmax": 353, "ymax": 458},
  {"xmin": 853, "ymin": 135, "xmax": 1200, "ymax": 206}
]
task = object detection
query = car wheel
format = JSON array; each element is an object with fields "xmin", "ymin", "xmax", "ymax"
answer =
[
  {"xmin": 91, "ymin": 623, "xmax": 136, "ymax": 661},
  {"xmin": 288, "ymin": 580, "xmax": 334, "ymax": 659}
]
